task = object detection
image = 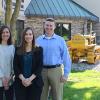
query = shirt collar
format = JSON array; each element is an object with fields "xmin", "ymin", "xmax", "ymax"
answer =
[{"xmin": 43, "ymin": 33, "xmax": 57, "ymax": 39}]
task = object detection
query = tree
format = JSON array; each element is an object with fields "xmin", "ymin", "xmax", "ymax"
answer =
[
  {"xmin": 5, "ymin": 0, "xmax": 21, "ymax": 42},
  {"xmin": 5, "ymin": 0, "xmax": 12, "ymax": 26}
]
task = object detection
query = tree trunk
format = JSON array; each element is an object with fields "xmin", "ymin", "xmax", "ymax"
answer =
[
  {"xmin": 5, "ymin": 0, "xmax": 12, "ymax": 27},
  {"xmin": 10, "ymin": 0, "xmax": 21, "ymax": 43}
]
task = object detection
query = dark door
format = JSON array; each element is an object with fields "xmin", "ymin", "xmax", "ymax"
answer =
[{"xmin": 16, "ymin": 20, "xmax": 24, "ymax": 45}]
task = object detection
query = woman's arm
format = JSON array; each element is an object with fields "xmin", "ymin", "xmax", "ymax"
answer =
[
  {"xmin": 29, "ymin": 74, "xmax": 36, "ymax": 81},
  {"xmin": 33, "ymin": 47, "xmax": 43, "ymax": 77},
  {"xmin": 13, "ymin": 48, "xmax": 22, "ymax": 78}
]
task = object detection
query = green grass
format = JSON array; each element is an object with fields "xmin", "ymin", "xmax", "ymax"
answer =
[{"xmin": 64, "ymin": 70, "xmax": 100, "ymax": 100}]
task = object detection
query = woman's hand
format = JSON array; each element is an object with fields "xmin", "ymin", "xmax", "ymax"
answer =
[
  {"xmin": 19, "ymin": 74, "xmax": 36, "ymax": 87},
  {"xmin": 19, "ymin": 74, "xmax": 27, "ymax": 87},
  {"xmin": 19, "ymin": 74, "xmax": 32, "ymax": 87},
  {"xmin": 23, "ymin": 74, "xmax": 36, "ymax": 87},
  {"xmin": 2, "ymin": 77, "xmax": 10, "ymax": 90},
  {"xmin": 23, "ymin": 78, "xmax": 32, "ymax": 87}
]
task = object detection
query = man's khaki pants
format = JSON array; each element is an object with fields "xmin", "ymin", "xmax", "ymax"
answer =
[{"xmin": 41, "ymin": 65, "xmax": 64, "ymax": 100}]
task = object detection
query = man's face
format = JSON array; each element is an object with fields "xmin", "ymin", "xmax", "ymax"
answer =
[{"xmin": 44, "ymin": 21, "xmax": 55, "ymax": 35}]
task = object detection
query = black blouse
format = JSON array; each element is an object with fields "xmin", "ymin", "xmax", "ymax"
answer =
[
  {"xmin": 13, "ymin": 46, "xmax": 43, "ymax": 79},
  {"xmin": 23, "ymin": 51, "xmax": 33, "ymax": 78}
]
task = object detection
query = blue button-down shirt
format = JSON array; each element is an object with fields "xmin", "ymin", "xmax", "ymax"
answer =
[{"xmin": 36, "ymin": 34, "xmax": 71, "ymax": 77}]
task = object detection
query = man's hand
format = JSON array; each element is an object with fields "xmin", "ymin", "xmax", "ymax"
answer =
[{"xmin": 60, "ymin": 75, "xmax": 68, "ymax": 83}]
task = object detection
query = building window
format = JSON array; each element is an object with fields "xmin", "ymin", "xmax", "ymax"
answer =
[
  {"xmin": 21, "ymin": 4, "xmax": 24, "ymax": 8},
  {"xmin": 12, "ymin": 2, "xmax": 16, "ymax": 6},
  {"xmin": 21, "ymin": 0, "xmax": 24, "ymax": 3},
  {"xmin": 2, "ymin": 0, "xmax": 3, "ymax": 8},
  {"xmin": 87, "ymin": 23, "xmax": 91, "ymax": 34},
  {"xmin": 12, "ymin": 2, "xmax": 24, "ymax": 9},
  {"xmin": 54, "ymin": 23, "xmax": 71, "ymax": 40}
]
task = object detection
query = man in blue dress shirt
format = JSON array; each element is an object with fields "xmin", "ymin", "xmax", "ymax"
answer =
[{"xmin": 36, "ymin": 18, "xmax": 71, "ymax": 100}]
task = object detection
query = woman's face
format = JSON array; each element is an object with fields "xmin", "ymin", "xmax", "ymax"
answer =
[
  {"xmin": 2, "ymin": 28, "xmax": 10, "ymax": 42},
  {"xmin": 25, "ymin": 29, "xmax": 33, "ymax": 44}
]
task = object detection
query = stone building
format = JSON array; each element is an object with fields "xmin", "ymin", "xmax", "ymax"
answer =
[
  {"xmin": 75, "ymin": 0, "xmax": 100, "ymax": 44},
  {"xmin": 25, "ymin": 0, "xmax": 99, "ymax": 40}
]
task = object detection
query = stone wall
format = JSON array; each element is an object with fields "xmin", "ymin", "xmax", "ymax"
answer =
[
  {"xmin": 24, "ymin": 17, "xmax": 45, "ymax": 38},
  {"xmin": 25, "ymin": 16, "xmax": 88, "ymax": 38},
  {"xmin": 71, "ymin": 20, "xmax": 85, "ymax": 35}
]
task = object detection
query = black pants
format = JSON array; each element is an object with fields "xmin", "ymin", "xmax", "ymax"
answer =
[
  {"xmin": 14, "ymin": 80, "xmax": 43, "ymax": 100},
  {"xmin": 0, "ymin": 85, "xmax": 14, "ymax": 100}
]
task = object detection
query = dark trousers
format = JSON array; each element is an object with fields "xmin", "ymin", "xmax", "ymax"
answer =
[
  {"xmin": 0, "ymin": 85, "xmax": 14, "ymax": 100},
  {"xmin": 14, "ymin": 80, "xmax": 43, "ymax": 100}
]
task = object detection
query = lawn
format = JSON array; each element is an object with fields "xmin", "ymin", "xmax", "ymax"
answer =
[{"xmin": 64, "ymin": 70, "xmax": 100, "ymax": 100}]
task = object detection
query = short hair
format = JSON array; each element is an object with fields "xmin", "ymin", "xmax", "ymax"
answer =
[{"xmin": 45, "ymin": 18, "xmax": 55, "ymax": 22}]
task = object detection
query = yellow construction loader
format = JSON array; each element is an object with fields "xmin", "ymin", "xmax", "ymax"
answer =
[{"xmin": 67, "ymin": 33, "xmax": 100, "ymax": 64}]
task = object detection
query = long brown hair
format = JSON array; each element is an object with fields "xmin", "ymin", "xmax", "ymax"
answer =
[
  {"xmin": 18, "ymin": 27, "xmax": 35, "ymax": 54},
  {"xmin": 0, "ymin": 25, "xmax": 12, "ymax": 45}
]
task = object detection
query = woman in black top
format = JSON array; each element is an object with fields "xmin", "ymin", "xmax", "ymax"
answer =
[{"xmin": 14, "ymin": 27, "xmax": 43, "ymax": 100}]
